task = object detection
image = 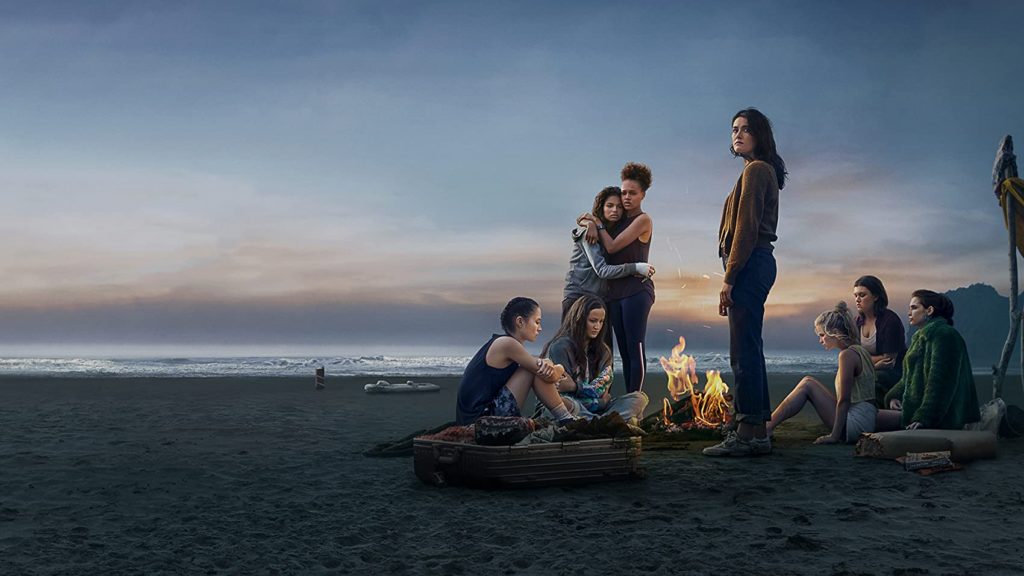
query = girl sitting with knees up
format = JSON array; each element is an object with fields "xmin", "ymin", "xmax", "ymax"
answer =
[
  {"xmin": 536, "ymin": 294, "xmax": 649, "ymax": 422},
  {"xmin": 766, "ymin": 302, "xmax": 877, "ymax": 444},
  {"xmin": 455, "ymin": 297, "xmax": 576, "ymax": 426}
]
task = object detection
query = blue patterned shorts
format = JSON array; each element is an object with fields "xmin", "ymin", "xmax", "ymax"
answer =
[{"xmin": 484, "ymin": 386, "xmax": 521, "ymax": 418}]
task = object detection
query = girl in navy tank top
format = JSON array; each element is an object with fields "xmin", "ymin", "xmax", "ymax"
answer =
[{"xmin": 455, "ymin": 297, "xmax": 577, "ymax": 425}]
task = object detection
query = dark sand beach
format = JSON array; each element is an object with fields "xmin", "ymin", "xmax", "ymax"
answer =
[{"xmin": 2, "ymin": 373, "xmax": 1024, "ymax": 575}]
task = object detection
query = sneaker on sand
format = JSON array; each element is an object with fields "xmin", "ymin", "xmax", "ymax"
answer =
[{"xmin": 702, "ymin": 431, "xmax": 771, "ymax": 457}]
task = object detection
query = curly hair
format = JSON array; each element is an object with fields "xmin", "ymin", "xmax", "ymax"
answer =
[
  {"xmin": 620, "ymin": 162, "xmax": 653, "ymax": 192},
  {"xmin": 814, "ymin": 301, "xmax": 859, "ymax": 344},
  {"xmin": 591, "ymin": 186, "xmax": 622, "ymax": 227}
]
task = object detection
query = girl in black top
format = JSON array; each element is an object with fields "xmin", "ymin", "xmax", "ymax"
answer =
[
  {"xmin": 455, "ymin": 297, "xmax": 575, "ymax": 425},
  {"xmin": 580, "ymin": 162, "xmax": 655, "ymax": 394}
]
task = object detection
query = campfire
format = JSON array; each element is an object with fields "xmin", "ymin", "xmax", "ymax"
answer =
[{"xmin": 657, "ymin": 337, "xmax": 733, "ymax": 431}]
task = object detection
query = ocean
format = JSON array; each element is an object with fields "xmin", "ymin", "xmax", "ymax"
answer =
[{"xmin": 0, "ymin": 348, "xmax": 844, "ymax": 378}]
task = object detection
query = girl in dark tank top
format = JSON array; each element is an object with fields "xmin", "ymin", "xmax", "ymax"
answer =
[
  {"xmin": 455, "ymin": 297, "xmax": 578, "ymax": 425},
  {"xmin": 579, "ymin": 162, "xmax": 655, "ymax": 394}
]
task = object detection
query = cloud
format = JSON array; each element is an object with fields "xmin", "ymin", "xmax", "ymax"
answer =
[{"xmin": 0, "ymin": 1, "xmax": 1023, "ymax": 349}]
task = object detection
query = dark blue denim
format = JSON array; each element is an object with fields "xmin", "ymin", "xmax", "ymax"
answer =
[{"xmin": 727, "ymin": 248, "xmax": 776, "ymax": 424}]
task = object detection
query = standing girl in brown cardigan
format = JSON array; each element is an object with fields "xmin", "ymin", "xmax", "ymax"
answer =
[{"xmin": 704, "ymin": 108, "xmax": 787, "ymax": 457}]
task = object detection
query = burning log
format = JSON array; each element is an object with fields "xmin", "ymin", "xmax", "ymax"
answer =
[
  {"xmin": 640, "ymin": 335, "xmax": 736, "ymax": 447},
  {"xmin": 655, "ymin": 337, "xmax": 734, "ymax": 431},
  {"xmin": 639, "ymin": 393, "xmax": 693, "ymax": 430}
]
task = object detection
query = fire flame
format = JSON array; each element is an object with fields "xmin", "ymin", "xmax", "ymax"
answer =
[{"xmin": 658, "ymin": 336, "xmax": 733, "ymax": 429}]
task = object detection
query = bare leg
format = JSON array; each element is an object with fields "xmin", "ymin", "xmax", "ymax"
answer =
[
  {"xmin": 875, "ymin": 409, "xmax": 902, "ymax": 432},
  {"xmin": 503, "ymin": 368, "xmax": 563, "ymax": 412},
  {"xmin": 767, "ymin": 376, "xmax": 837, "ymax": 435}
]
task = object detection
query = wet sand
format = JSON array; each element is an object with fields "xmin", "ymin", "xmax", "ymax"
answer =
[{"xmin": 1, "ymin": 374, "xmax": 1023, "ymax": 575}]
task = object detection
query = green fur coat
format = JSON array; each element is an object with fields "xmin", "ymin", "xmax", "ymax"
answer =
[{"xmin": 883, "ymin": 317, "xmax": 980, "ymax": 429}]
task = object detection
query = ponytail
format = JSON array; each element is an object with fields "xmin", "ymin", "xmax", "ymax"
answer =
[
  {"xmin": 499, "ymin": 297, "xmax": 539, "ymax": 335},
  {"xmin": 814, "ymin": 301, "xmax": 859, "ymax": 344}
]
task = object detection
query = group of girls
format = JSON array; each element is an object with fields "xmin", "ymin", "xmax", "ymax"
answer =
[
  {"xmin": 455, "ymin": 105, "xmax": 981, "ymax": 452},
  {"xmin": 455, "ymin": 162, "xmax": 657, "ymax": 426},
  {"xmin": 453, "ymin": 293, "xmax": 651, "ymax": 426},
  {"xmin": 767, "ymin": 277, "xmax": 982, "ymax": 444},
  {"xmin": 456, "ymin": 108, "xmax": 781, "ymax": 435}
]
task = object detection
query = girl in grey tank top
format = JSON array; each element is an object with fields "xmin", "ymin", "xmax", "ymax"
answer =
[{"xmin": 766, "ymin": 302, "xmax": 878, "ymax": 444}]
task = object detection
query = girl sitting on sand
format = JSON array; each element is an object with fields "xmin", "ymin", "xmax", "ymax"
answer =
[
  {"xmin": 852, "ymin": 275, "xmax": 907, "ymax": 406},
  {"xmin": 563, "ymin": 185, "xmax": 656, "ymax": 321},
  {"xmin": 766, "ymin": 302, "xmax": 878, "ymax": 444},
  {"xmin": 455, "ymin": 297, "xmax": 576, "ymax": 426},
  {"xmin": 536, "ymin": 294, "xmax": 649, "ymax": 422},
  {"xmin": 879, "ymin": 290, "xmax": 981, "ymax": 430}
]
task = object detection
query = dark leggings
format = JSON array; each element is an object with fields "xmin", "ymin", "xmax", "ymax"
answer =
[
  {"xmin": 728, "ymin": 248, "xmax": 777, "ymax": 424},
  {"xmin": 608, "ymin": 290, "xmax": 655, "ymax": 394}
]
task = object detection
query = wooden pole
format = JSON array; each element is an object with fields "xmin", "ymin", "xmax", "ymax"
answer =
[
  {"xmin": 993, "ymin": 135, "xmax": 1019, "ymax": 400},
  {"xmin": 994, "ymin": 200, "xmax": 1019, "ymax": 400}
]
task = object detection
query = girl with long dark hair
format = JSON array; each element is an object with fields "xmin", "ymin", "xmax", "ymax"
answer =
[
  {"xmin": 879, "ymin": 290, "xmax": 981, "ymax": 430},
  {"xmin": 563, "ymin": 186, "xmax": 655, "ymax": 352},
  {"xmin": 852, "ymin": 275, "xmax": 907, "ymax": 406},
  {"xmin": 705, "ymin": 108, "xmax": 786, "ymax": 457},
  {"xmin": 536, "ymin": 294, "xmax": 649, "ymax": 421}
]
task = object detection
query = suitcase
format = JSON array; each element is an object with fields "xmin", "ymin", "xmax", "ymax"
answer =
[{"xmin": 413, "ymin": 436, "xmax": 644, "ymax": 488}]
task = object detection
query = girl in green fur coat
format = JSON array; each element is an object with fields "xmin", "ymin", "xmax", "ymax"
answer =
[{"xmin": 880, "ymin": 290, "xmax": 980, "ymax": 430}]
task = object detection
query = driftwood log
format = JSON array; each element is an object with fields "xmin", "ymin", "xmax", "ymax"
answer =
[
  {"xmin": 637, "ymin": 393, "xmax": 726, "ymax": 448},
  {"xmin": 855, "ymin": 429, "xmax": 997, "ymax": 462},
  {"xmin": 993, "ymin": 135, "xmax": 1020, "ymax": 400},
  {"xmin": 364, "ymin": 421, "xmax": 455, "ymax": 457}
]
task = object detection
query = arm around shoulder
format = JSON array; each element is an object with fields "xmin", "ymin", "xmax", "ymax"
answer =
[
  {"xmin": 581, "ymin": 238, "xmax": 639, "ymax": 280},
  {"xmin": 599, "ymin": 213, "xmax": 652, "ymax": 254}
]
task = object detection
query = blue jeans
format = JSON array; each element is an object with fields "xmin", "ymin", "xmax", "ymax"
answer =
[{"xmin": 727, "ymin": 248, "xmax": 776, "ymax": 424}]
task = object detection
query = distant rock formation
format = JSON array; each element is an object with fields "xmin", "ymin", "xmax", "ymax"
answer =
[{"xmin": 944, "ymin": 283, "xmax": 1022, "ymax": 371}]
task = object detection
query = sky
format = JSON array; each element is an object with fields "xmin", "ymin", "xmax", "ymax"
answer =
[{"xmin": 1, "ymin": 0, "xmax": 1023, "ymax": 355}]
